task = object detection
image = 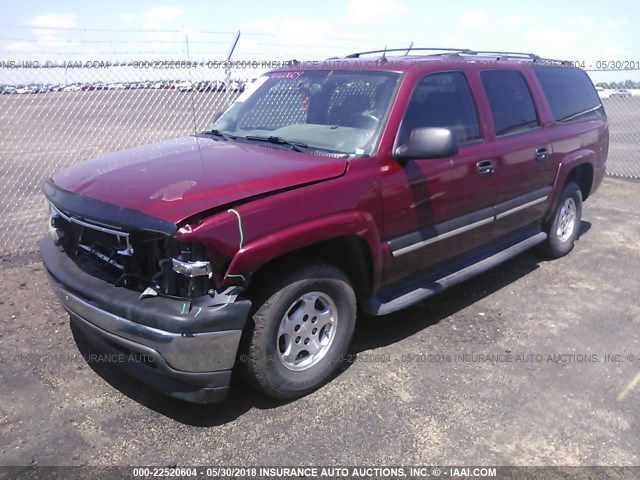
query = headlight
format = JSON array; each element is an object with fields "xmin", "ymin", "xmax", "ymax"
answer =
[
  {"xmin": 171, "ymin": 258, "xmax": 212, "ymax": 278},
  {"xmin": 171, "ymin": 241, "xmax": 213, "ymax": 279}
]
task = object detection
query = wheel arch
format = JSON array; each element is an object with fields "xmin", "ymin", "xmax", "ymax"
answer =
[
  {"xmin": 566, "ymin": 162, "xmax": 594, "ymax": 201},
  {"xmin": 546, "ymin": 153, "xmax": 595, "ymax": 223},
  {"xmin": 248, "ymin": 236, "xmax": 375, "ymax": 302},
  {"xmin": 224, "ymin": 211, "xmax": 383, "ymax": 301}
]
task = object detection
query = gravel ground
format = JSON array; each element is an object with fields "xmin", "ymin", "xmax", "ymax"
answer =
[{"xmin": 0, "ymin": 177, "xmax": 639, "ymax": 468}]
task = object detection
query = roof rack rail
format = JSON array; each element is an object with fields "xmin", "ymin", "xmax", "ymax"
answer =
[
  {"xmin": 467, "ymin": 50, "xmax": 541, "ymax": 60},
  {"xmin": 472, "ymin": 51, "xmax": 575, "ymax": 65},
  {"xmin": 532, "ymin": 57, "xmax": 574, "ymax": 65},
  {"xmin": 343, "ymin": 47, "xmax": 573, "ymax": 66},
  {"xmin": 345, "ymin": 47, "xmax": 475, "ymax": 58},
  {"xmin": 460, "ymin": 51, "xmax": 574, "ymax": 66}
]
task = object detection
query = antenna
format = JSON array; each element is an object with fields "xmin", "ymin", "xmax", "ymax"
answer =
[{"xmin": 405, "ymin": 41, "xmax": 414, "ymax": 56}]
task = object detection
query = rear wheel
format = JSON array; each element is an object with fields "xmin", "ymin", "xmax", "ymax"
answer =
[
  {"xmin": 541, "ymin": 181, "xmax": 582, "ymax": 258},
  {"xmin": 242, "ymin": 261, "xmax": 356, "ymax": 400}
]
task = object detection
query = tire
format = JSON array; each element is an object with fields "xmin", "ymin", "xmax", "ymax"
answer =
[
  {"xmin": 242, "ymin": 261, "xmax": 357, "ymax": 400},
  {"xmin": 541, "ymin": 181, "xmax": 583, "ymax": 258}
]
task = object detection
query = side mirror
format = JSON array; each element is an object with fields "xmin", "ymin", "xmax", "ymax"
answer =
[{"xmin": 393, "ymin": 127, "xmax": 459, "ymax": 163}]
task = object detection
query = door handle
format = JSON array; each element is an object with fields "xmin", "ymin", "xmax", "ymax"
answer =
[
  {"xmin": 476, "ymin": 159, "xmax": 495, "ymax": 177},
  {"xmin": 535, "ymin": 147, "xmax": 549, "ymax": 162}
]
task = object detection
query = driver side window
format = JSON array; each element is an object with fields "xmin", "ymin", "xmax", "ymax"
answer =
[{"xmin": 398, "ymin": 71, "xmax": 481, "ymax": 147}]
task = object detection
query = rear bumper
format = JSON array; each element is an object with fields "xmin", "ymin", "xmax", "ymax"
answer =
[{"xmin": 40, "ymin": 237, "xmax": 252, "ymax": 403}]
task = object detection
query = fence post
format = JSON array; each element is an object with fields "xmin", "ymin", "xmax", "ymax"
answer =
[{"xmin": 225, "ymin": 31, "xmax": 241, "ymax": 90}]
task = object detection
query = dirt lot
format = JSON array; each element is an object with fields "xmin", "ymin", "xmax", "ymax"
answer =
[{"xmin": 0, "ymin": 177, "xmax": 638, "ymax": 467}]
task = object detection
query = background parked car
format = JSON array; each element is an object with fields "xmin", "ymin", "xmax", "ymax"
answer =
[
  {"xmin": 175, "ymin": 81, "xmax": 194, "ymax": 92},
  {"xmin": 610, "ymin": 88, "xmax": 632, "ymax": 98},
  {"xmin": 30, "ymin": 85, "xmax": 49, "ymax": 93},
  {"xmin": 81, "ymin": 83, "xmax": 108, "ymax": 91},
  {"xmin": 195, "ymin": 81, "xmax": 214, "ymax": 92}
]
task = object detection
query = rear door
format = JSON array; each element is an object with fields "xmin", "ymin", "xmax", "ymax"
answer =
[{"xmin": 479, "ymin": 69, "xmax": 555, "ymax": 240}]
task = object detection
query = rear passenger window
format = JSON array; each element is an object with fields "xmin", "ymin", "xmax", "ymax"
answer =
[
  {"xmin": 398, "ymin": 71, "xmax": 481, "ymax": 146},
  {"xmin": 480, "ymin": 70, "xmax": 539, "ymax": 136},
  {"xmin": 534, "ymin": 67, "xmax": 605, "ymax": 123}
]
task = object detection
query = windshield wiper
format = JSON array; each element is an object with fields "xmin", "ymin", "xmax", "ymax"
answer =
[
  {"xmin": 242, "ymin": 135, "xmax": 308, "ymax": 153},
  {"xmin": 201, "ymin": 129, "xmax": 235, "ymax": 142}
]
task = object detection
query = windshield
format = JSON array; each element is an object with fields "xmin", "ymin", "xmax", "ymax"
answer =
[{"xmin": 212, "ymin": 70, "xmax": 401, "ymax": 155}]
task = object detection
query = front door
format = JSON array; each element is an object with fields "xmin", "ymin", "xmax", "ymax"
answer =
[{"xmin": 380, "ymin": 70, "xmax": 497, "ymax": 287}]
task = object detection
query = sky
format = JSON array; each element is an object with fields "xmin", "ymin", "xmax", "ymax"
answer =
[{"xmin": 1, "ymin": 0, "xmax": 638, "ymax": 84}]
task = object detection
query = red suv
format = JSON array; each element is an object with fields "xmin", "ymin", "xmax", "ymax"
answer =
[{"xmin": 41, "ymin": 48, "xmax": 608, "ymax": 403}]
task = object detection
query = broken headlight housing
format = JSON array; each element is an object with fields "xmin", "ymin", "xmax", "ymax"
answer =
[
  {"xmin": 167, "ymin": 241, "xmax": 214, "ymax": 298},
  {"xmin": 45, "ymin": 198, "xmax": 215, "ymax": 299}
]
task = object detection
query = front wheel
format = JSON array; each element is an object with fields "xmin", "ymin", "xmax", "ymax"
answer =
[
  {"xmin": 242, "ymin": 261, "xmax": 357, "ymax": 400},
  {"xmin": 541, "ymin": 181, "xmax": 583, "ymax": 258}
]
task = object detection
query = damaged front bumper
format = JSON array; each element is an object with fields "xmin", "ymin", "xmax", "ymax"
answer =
[{"xmin": 40, "ymin": 236, "xmax": 251, "ymax": 403}]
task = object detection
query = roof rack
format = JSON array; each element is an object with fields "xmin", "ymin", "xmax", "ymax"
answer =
[
  {"xmin": 344, "ymin": 47, "xmax": 572, "ymax": 65},
  {"xmin": 457, "ymin": 51, "xmax": 574, "ymax": 66},
  {"xmin": 468, "ymin": 50, "xmax": 540, "ymax": 60},
  {"xmin": 345, "ymin": 47, "xmax": 474, "ymax": 58}
]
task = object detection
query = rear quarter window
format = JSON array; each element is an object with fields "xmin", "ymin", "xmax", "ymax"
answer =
[{"xmin": 533, "ymin": 67, "xmax": 605, "ymax": 123}]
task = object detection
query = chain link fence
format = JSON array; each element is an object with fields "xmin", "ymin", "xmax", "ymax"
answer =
[
  {"xmin": 0, "ymin": 66, "xmax": 244, "ymax": 260},
  {"xmin": 595, "ymin": 89, "xmax": 640, "ymax": 180},
  {"xmin": 1, "ymin": 30, "xmax": 639, "ymax": 262}
]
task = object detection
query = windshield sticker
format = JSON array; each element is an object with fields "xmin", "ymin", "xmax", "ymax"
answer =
[
  {"xmin": 234, "ymin": 75, "xmax": 269, "ymax": 102},
  {"xmin": 270, "ymin": 71, "xmax": 304, "ymax": 79}
]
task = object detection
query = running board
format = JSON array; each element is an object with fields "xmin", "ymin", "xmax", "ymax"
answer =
[{"xmin": 368, "ymin": 231, "xmax": 547, "ymax": 316}]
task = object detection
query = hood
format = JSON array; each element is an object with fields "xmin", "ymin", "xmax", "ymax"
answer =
[{"xmin": 52, "ymin": 136, "xmax": 348, "ymax": 224}]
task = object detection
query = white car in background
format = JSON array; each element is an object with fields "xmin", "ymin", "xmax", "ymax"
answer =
[
  {"xmin": 108, "ymin": 83, "xmax": 126, "ymax": 90},
  {"xmin": 63, "ymin": 85, "xmax": 82, "ymax": 92},
  {"xmin": 595, "ymin": 87, "xmax": 611, "ymax": 100},
  {"xmin": 15, "ymin": 86, "xmax": 32, "ymax": 94},
  {"xmin": 175, "ymin": 81, "xmax": 194, "ymax": 92},
  {"xmin": 610, "ymin": 88, "xmax": 632, "ymax": 98}
]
